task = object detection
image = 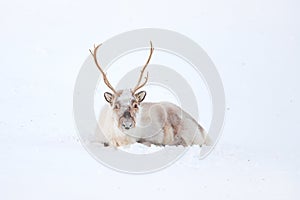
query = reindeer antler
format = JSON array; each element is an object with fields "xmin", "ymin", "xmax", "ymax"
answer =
[
  {"xmin": 89, "ymin": 44, "xmax": 117, "ymax": 94},
  {"xmin": 132, "ymin": 41, "xmax": 154, "ymax": 94}
]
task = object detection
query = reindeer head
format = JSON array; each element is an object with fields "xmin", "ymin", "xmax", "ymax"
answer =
[{"xmin": 90, "ymin": 42, "xmax": 154, "ymax": 131}]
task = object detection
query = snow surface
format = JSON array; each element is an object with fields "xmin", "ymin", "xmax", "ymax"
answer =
[{"xmin": 0, "ymin": 0, "xmax": 299, "ymax": 199}]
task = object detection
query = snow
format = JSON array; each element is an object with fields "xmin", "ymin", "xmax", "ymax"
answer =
[
  {"xmin": 0, "ymin": 0, "xmax": 300, "ymax": 199},
  {"xmin": 118, "ymin": 143, "xmax": 164, "ymax": 154}
]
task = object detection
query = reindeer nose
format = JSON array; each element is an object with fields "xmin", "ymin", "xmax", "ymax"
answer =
[{"xmin": 122, "ymin": 121, "xmax": 132, "ymax": 130}]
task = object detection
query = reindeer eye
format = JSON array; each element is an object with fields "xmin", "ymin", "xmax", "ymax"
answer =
[{"xmin": 114, "ymin": 104, "xmax": 120, "ymax": 109}]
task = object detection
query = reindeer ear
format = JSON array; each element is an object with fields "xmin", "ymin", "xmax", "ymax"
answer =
[
  {"xmin": 135, "ymin": 91, "xmax": 146, "ymax": 103},
  {"xmin": 104, "ymin": 92, "xmax": 114, "ymax": 104}
]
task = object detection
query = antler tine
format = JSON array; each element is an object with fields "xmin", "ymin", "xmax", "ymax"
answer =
[
  {"xmin": 132, "ymin": 41, "xmax": 154, "ymax": 93},
  {"xmin": 133, "ymin": 72, "xmax": 149, "ymax": 92},
  {"xmin": 89, "ymin": 44, "xmax": 117, "ymax": 94}
]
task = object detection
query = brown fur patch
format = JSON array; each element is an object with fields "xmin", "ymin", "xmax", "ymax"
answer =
[{"xmin": 167, "ymin": 109, "xmax": 182, "ymax": 136}]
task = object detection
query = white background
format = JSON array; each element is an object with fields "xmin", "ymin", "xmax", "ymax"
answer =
[{"xmin": 0, "ymin": 0, "xmax": 299, "ymax": 199}]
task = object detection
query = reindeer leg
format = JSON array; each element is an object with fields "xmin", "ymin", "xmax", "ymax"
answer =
[{"xmin": 137, "ymin": 139, "xmax": 152, "ymax": 147}]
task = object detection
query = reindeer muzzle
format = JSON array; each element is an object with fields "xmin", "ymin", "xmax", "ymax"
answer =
[{"xmin": 120, "ymin": 111, "xmax": 134, "ymax": 130}]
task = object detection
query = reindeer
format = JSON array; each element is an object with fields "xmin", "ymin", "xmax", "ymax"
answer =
[{"xmin": 90, "ymin": 42, "xmax": 211, "ymax": 147}]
